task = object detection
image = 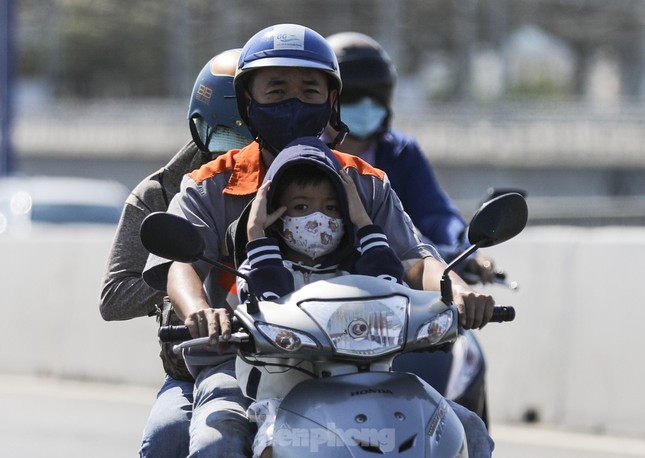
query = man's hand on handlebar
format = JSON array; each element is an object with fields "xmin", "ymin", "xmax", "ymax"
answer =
[
  {"xmin": 452, "ymin": 285, "xmax": 495, "ymax": 330},
  {"xmin": 184, "ymin": 308, "xmax": 232, "ymax": 353}
]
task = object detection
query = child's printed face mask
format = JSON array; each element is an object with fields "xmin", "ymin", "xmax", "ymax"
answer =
[{"xmin": 280, "ymin": 211, "xmax": 345, "ymax": 260}]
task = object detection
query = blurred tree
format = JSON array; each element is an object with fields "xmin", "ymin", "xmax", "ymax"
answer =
[
  {"xmin": 12, "ymin": 0, "xmax": 645, "ymax": 102},
  {"xmin": 57, "ymin": 1, "xmax": 171, "ymax": 97}
]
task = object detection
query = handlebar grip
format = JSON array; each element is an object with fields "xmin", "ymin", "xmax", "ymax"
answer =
[
  {"xmin": 490, "ymin": 306, "xmax": 515, "ymax": 322},
  {"xmin": 158, "ymin": 316, "xmax": 243, "ymax": 342},
  {"xmin": 158, "ymin": 325, "xmax": 192, "ymax": 342}
]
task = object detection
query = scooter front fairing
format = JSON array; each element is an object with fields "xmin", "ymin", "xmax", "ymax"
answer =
[{"xmin": 272, "ymin": 371, "xmax": 468, "ymax": 458}]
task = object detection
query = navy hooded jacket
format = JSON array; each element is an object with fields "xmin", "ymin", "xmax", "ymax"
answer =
[{"xmin": 235, "ymin": 137, "xmax": 404, "ymax": 302}]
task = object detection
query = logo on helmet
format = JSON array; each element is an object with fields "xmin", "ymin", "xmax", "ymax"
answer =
[
  {"xmin": 273, "ymin": 24, "xmax": 305, "ymax": 50},
  {"xmin": 196, "ymin": 84, "xmax": 212, "ymax": 104}
]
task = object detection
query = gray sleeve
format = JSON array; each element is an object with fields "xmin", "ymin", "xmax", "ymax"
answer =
[
  {"xmin": 348, "ymin": 169, "xmax": 440, "ymax": 268},
  {"xmin": 100, "ymin": 194, "xmax": 167, "ymax": 321},
  {"xmin": 142, "ymin": 174, "xmax": 227, "ymax": 291}
]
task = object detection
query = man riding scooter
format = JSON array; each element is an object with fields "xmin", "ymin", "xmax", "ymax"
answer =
[{"xmin": 143, "ymin": 24, "xmax": 497, "ymax": 457}]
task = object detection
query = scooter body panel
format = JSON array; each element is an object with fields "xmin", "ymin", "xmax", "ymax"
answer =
[
  {"xmin": 273, "ymin": 371, "xmax": 468, "ymax": 457},
  {"xmin": 392, "ymin": 330, "xmax": 488, "ymax": 425}
]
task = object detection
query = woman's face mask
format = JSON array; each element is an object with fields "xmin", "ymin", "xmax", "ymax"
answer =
[
  {"xmin": 280, "ymin": 211, "xmax": 345, "ymax": 260},
  {"xmin": 341, "ymin": 97, "xmax": 388, "ymax": 140},
  {"xmin": 248, "ymin": 98, "xmax": 331, "ymax": 152}
]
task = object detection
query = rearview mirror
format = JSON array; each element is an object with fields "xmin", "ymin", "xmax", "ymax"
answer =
[
  {"xmin": 440, "ymin": 192, "xmax": 528, "ymax": 303},
  {"xmin": 468, "ymin": 192, "xmax": 528, "ymax": 248},
  {"xmin": 140, "ymin": 212, "xmax": 204, "ymax": 263},
  {"xmin": 139, "ymin": 211, "xmax": 262, "ymax": 314}
]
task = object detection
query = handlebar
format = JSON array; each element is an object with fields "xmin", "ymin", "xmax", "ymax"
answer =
[
  {"xmin": 489, "ymin": 305, "xmax": 515, "ymax": 322},
  {"xmin": 158, "ymin": 324, "xmax": 250, "ymax": 343},
  {"xmin": 461, "ymin": 270, "xmax": 519, "ymax": 290},
  {"xmin": 158, "ymin": 305, "xmax": 516, "ymax": 348},
  {"xmin": 158, "ymin": 325, "xmax": 251, "ymax": 354},
  {"xmin": 158, "ymin": 315, "xmax": 247, "ymax": 343},
  {"xmin": 158, "ymin": 325, "xmax": 192, "ymax": 342}
]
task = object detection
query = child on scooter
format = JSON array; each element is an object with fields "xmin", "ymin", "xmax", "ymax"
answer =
[
  {"xmin": 233, "ymin": 137, "xmax": 404, "ymax": 458},
  {"xmin": 232, "ymin": 137, "xmax": 493, "ymax": 458}
]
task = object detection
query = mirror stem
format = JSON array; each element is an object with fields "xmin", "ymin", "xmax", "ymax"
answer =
[
  {"xmin": 440, "ymin": 242, "xmax": 481, "ymax": 304},
  {"xmin": 197, "ymin": 255, "xmax": 260, "ymax": 314}
]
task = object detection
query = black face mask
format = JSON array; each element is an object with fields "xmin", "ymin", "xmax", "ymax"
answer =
[{"xmin": 247, "ymin": 97, "xmax": 331, "ymax": 153}]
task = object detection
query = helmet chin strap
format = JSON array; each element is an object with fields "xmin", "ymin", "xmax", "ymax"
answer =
[
  {"xmin": 327, "ymin": 122, "xmax": 349, "ymax": 150},
  {"xmin": 258, "ymin": 137, "xmax": 281, "ymax": 157}
]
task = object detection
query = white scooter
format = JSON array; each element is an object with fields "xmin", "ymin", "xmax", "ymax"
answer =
[{"xmin": 141, "ymin": 192, "xmax": 528, "ymax": 457}]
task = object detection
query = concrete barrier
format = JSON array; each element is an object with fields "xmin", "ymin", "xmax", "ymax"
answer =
[
  {"xmin": 1, "ymin": 225, "xmax": 644, "ymax": 436},
  {"xmin": 0, "ymin": 226, "xmax": 164, "ymax": 387},
  {"xmin": 476, "ymin": 226, "xmax": 645, "ymax": 436}
]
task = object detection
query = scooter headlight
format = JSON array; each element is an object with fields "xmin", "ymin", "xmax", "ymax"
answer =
[
  {"xmin": 256, "ymin": 322, "xmax": 319, "ymax": 352},
  {"xmin": 300, "ymin": 296, "xmax": 408, "ymax": 357},
  {"xmin": 416, "ymin": 310, "xmax": 454, "ymax": 344}
]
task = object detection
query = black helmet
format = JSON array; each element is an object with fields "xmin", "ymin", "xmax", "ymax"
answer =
[{"xmin": 326, "ymin": 32, "xmax": 397, "ymax": 113}]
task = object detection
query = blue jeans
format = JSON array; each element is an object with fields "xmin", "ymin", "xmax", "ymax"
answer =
[
  {"xmin": 139, "ymin": 375, "xmax": 194, "ymax": 458},
  {"xmin": 448, "ymin": 400, "xmax": 495, "ymax": 458},
  {"xmin": 189, "ymin": 358, "xmax": 254, "ymax": 457}
]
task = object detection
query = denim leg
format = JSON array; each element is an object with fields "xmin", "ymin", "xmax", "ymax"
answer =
[
  {"xmin": 448, "ymin": 399, "xmax": 495, "ymax": 458},
  {"xmin": 139, "ymin": 375, "xmax": 194, "ymax": 458},
  {"xmin": 189, "ymin": 358, "xmax": 254, "ymax": 457}
]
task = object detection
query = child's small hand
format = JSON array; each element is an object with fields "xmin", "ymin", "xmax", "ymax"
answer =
[
  {"xmin": 247, "ymin": 181, "xmax": 286, "ymax": 241},
  {"xmin": 340, "ymin": 170, "xmax": 372, "ymax": 229}
]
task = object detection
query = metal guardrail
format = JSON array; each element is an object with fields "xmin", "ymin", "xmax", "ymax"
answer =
[
  {"xmin": 524, "ymin": 195, "xmax": 645, "ymax": 226},
  {"xmin": 454, "ymin": 195, "xmax": 645, "ymax": 227},
  {"xmin": 12, "ymin": 100, "xmax": 645, "ymax": 169},
  {"xmin": 395, "ymin": 102, "xmax": 645, "ymax": 168},
  {"xmin": 13, "ymin": 100, "xmax": 188, "ymax": 158},
  {"xmin": 11, "ymin": 99, "xmax": 645, "ymax": 227}
]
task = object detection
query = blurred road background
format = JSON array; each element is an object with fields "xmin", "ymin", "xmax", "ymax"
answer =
[
  {"xmin": 2, "ymin": 1, "xmax": 645, "ymax": 456},
  {"xmin": 3, "ymin": 373, "xmax": 645, "ymax": 457}
]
